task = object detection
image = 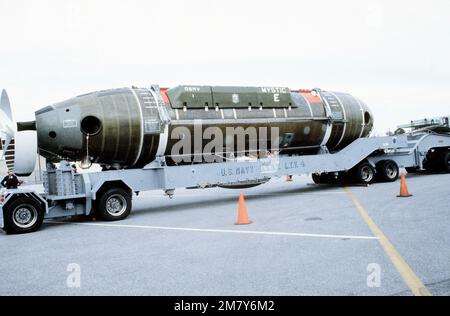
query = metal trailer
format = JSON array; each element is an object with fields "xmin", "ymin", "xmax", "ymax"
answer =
[{"xmin": 1, "ymin": 130, "xmax": 450, "ymax": 234}]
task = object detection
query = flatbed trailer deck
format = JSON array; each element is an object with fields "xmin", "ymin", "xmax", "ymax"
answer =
[{"xmin": 1, "ymin": 131, "xmax": 450, "ymax": 234}]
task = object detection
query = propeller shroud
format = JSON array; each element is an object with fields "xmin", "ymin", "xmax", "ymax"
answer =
[{"xmin": 0, "ymin": 89, "xmax": 37, "ymax": 176}]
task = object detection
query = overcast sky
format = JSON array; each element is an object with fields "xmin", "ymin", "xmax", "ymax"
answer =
[{"xmin": 1, "ymin": 0, "xmax": 449, "ymax": 134}]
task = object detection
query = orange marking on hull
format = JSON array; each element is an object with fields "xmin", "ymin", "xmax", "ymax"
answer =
[
  {"xmin": 299, "ymin": 92, "xmax": 321, "ymax": 103},
  {"xmin": 160, "ymin": 87, "xmax": 170, "ymax": 104}
]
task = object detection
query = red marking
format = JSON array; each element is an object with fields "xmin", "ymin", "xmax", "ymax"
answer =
[
  {"xmin": 297, "ymin": 91, "xmax": 322, "ymax": 103},
  {"xmin": 160, "ymin": 88, "xmax": 170, "ymax": 104}
]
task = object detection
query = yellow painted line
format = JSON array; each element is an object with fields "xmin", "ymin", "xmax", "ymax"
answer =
[{"xmin": 344, "ymin": 187, "xmax": 432, "ymax": 296}]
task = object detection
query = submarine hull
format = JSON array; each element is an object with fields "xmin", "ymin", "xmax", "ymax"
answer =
[{"xmin": 33, "ymin": 85, "xmax": 374, "ymax": 168}]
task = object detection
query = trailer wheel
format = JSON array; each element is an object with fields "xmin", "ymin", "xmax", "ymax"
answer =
[
  {"xmin": 312, "ymin": 173, "xmax": 332, "ymax": 184},
  {"xmin": 442, "ymin": 152, "xmax": 450, "ymax": 173},
  {"xmin": 423, "ymin": 158, "xmax": 433, "ymax": 172},
  {"xmin": 312, "ymin": 173, "xmax": 341, "ymax": 185},
  {"xmin": 312, "ymin": 173, "xmax": 326, "ymax": 184},
  {"xmin": 377, "ymin": 160, "xmax": 399, "ymax": 182},
  {"xmin": 95, "ymin": 188, "xmax": 132, "ymax": 221},
  {"xmin": 423, "ymin": 150, "xmax": 440, "ymax": 172},
  {"xmin": 3, "ymin": 197, "xmax": 44, "ymax": 234},
  {"xmin": 353, "ymin": 162, "xmax": 375, "ymax": 184}
]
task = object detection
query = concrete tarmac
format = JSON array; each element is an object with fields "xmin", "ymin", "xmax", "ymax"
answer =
[{"xmin": 0, "ymin": 172, "xmax": 449, "ymax": 295}]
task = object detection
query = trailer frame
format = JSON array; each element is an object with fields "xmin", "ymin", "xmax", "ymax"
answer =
[{"xmin": 1, "ymin": 131, "xmax": 450, "ymax": 234}]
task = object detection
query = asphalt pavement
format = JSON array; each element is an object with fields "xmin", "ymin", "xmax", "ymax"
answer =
[{"xmin": 0, "ymin": 172, "xmax": 449, "ymax": 295}]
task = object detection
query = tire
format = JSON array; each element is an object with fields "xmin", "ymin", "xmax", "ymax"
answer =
[
  {"xmin": 312, "ymin": 173, "xmax": 326, "ymax": 184},
  {"xmin": 312, "ymin": 173, "xmax": 340, "ymax": 184},
  {"xmin": 353, "ymin": 162, "xmax": 376, "ymax": 184},
  {"xmin": 442, "ymin": 151, "xmax": 450, "ymax": 173},
  {"xmin": 423, "ymin": 158, "xmax": 433, "ymax": 172},
  {"xmin": 423, "ymin": 151, "xmax": 440, "ymax": 172},
  {"xmin": 95, "ymin": 188, "xmax": 132, "ymax": 221},
  {"xmin": 3, "ymin": 197, "xmax": 44, "ymax": 234},
  {"xmin": 377, "ymin": 160, "xmax": 399, "ymax": 182}
]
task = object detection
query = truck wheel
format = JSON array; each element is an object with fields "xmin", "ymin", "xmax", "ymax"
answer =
[
  {"xmin": 423, "ymin": 151, "xmax": 440, "ymax": 172},
  {"xmin": 377, "ymin": 160, "xmax": 399, "ymax": 182},
  {"xmin": 312, "ymin": 173, "xmax": 342, "ymax": 185},
  {"xmin": 442, "ymin": 152, "xmax": 450, "ymax": 173},
  {"xmin": 3, "ymin": 197, "xmax": 44, "ymax": 234},
  {"xmin": 95, "ymin": 188, "xmax": 132, "ymax": 221},
  {"xmin": 312, "ymin": 173, "xmax": 333, "ymax": 184},
  {"xmin": 353, "ymin": 162, "xmax": 375, "ymax": 184},
  {"xmin": 312, "ymin": 173, "xmax": 326, "ymax": 184}
]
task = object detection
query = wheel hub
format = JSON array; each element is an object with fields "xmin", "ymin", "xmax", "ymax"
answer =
[
  {"xmin": 386, "ymin": 164, "xmax": 397, "ymax": 178},
  {"xmin": 105, "ymin": 194, "xmax": 127, "ymax": 216},
  {"xmin": 361, "ymin": 166, "xmax": 374, "ymax": 182},
  {"xmin": 13, "ymin": 205, "xmax": 37, "ymax": 228}
]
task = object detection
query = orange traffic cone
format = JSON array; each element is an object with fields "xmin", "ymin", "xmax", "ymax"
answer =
[
  {"xmin": 286, "ymin": 175, "xmax": 293, "ymax": 182},
  {"xmin": 397, "ymin": 175, "xmax": 412, "ymax": 197},
  {"xmin": 235, "ymin": 192, "xmax": 252, "ymax": 225}
]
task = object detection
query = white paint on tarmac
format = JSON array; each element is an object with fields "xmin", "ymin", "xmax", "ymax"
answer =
[{"xmin": 45, "ymin": 221, "xmax": 379, "ymax": 240}]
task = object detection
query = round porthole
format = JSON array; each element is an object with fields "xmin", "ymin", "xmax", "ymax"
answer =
[
  {"xmin": 49, "ymin": 131, "xmax": 57, "ymax": 138},
  {"xmin": 81, "ymin": 116, "xmax": 102, "ymax": 135},
  {"xmin": 364, "ymin": 112, "xmax": 371, "ymax": 125}
]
